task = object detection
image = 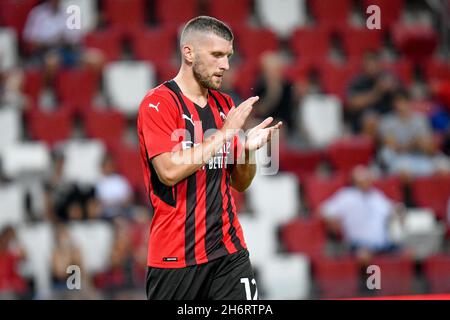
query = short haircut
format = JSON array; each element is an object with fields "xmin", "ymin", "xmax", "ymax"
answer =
[{"xmin": 180, "ymin": 16, "xmax": 233, "ymax": 45}]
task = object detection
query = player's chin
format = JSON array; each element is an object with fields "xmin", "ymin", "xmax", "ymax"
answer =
[{"xmin": 210, "ymin": 78, "xmax": 222, "ymax": 90}]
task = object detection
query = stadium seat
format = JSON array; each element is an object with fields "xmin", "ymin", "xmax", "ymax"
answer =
[
  {"xmin": 238, "ymin": 215, "xmax": 278, "ymax": 267},
  {"xmin": 339, "ymin": 27, "xmax": 383, "ymax": 60},
  {"xmin": 155, "ymin": 0, "xmax": 199, "ymax": 26},
  {"xmin": 301, "ymin": 173, "xmax": 348, "ymax": 213},
  {"xmin": 17, "ymin": 222, "xmax": 54, "ymax": 299},
  {"xmin": 283, "ymin": 59, "xmax": 314, "ymax": 83},
  {"xmin": 28, "ymin": 109, "xmax": 73, "ymax": 146},
  {"xmin": 130, "ymin": 27, "xmax": 177, "ymax": 68},
  {"xmin": 362, "ymin": 0, "xmax": 405, "ymax": 29},
  {"xmin": 0, "ymin": 184, "xmax": 26, "ymax": 230},
  {"xmin": 231, "ymin": 60, "xmax": 259, "ymax": 98},
  {"xmin": 110, "ymin": 144, "xmax": 143, "ymax": 191},
  {"xmin": 279, "ymin": 148, "xmax": 323, "ymax": 181},
  {"xmin": 318, "ymin": 60, "xmax": 361, "ymax": 99},
  {"xmin": 423, "ymin": 57, "xmax": 450, "ymax": 82},
  {"xmin": 308, "ymin": 0, "xmax": 352, "ymax": 28},
  {"xmin": 103, "ymin": 0, "xmax": 146, "ymax": 35},
  {"xmin": 2, "ymin": 142, "xmax": 51, "ymax": 179},
  {"xmin": 299, "ymin": 94, "xmax": 344, "ymax": 148},
  {"xmin": 423, "ymin": 254, "xmax": 450, "ymax": 293},
  {"xmin": 83, "ymin": 29, "xmax": 122, "ymax": 62},
  {"xmin": 255, "ymin": 0, "xmax": 307, "ymax": 39},
  {"xmin": 55, "ymin": 68, "xmax": 100, "ymax": 114},
  {"xmin": 23, "ymin": 68, "xmax": 44, "ymax": 108},
  {"xmin": 0, "ymin": 108, "xmax": 22, "ymax": 156},
  {"xmin": 392, "ymin": 24, "xmax": 438, "ymax": 63},
  {"xmin": 314, "ymin": 255, "xmax": 359, "ymax": 299},
  {"xmin": 68, "ymin": 221, "xmax": 114, "ymax": 274},
  {"xmin": 0, "ymin": 0, "xmax": 38, "ymax": 36},
  {"xmin": 0, "ymin": 28, "xmax": 18, "ymax": 71},
  {"xmin": 411, "ymin": 175, "xmax": 450, "ymax": 220},
  {"xmin": 207, "ymin": 0, "xmax": 251, "ymax": 27},
  {"xmin": 280, "ymin": 218, "xmax": 326, "ymax": 259},
  {"xmin": 234, "ymin": 26, "xmax": 279, "ymax": 61},
  {"xmin": 289, "ymin": 27, "xmax": 331, "ymax": 64},
  {"xmin": 155, "ymin": 61, "xmax": 179, "ymax": 84},
  {"xmin": 370, "ymin": 254, "xmax": 415, "ymax": 296},
  {"xmin": 62, "ymin": 140, "xmax": 106, "ymax": 186},
  {"xmin": 326, "ymin": 136, "xmax": 375, "ymax": 174},
  {"xmin": 259, "ymin": 254, "xmax": 311, "ymax": 299},
  {"xmin": 104, "ymin": 61, "xmax": 156, "ymax": 116},
  {"xmin": 247, "ymin": 173, "xmax": 300, "ymax": 225},
  {"xmin": 373, "ymin": 176, "xmax": 403, "ymax": 202},
  {"xmin": 83, "ymin": 109, "xmax": 126, "ymax": 150}
]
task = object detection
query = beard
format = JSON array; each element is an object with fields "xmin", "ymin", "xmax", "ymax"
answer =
[{"xmin": 192, "ymin": 60, "xmax": 222, "ymax": 90}]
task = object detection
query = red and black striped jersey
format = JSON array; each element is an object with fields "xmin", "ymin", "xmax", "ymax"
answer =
[{"xmin": 137, "ymin": 80, "xmax": 247, "ymax": 268}]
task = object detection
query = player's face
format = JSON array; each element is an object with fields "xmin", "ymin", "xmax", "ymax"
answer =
[{"xmin": 193, "ymin": 34, "xmax": 233, "ymax": 90}]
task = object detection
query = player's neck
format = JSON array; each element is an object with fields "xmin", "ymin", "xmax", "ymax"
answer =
[{"xmin": 173, "ymin": 69, "xmax": 209, "ymax": 106}]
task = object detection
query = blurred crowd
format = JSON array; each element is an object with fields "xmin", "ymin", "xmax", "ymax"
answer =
[{"xmin": 1, "ymin": 0, "xmax": 450, "ymax": 299}]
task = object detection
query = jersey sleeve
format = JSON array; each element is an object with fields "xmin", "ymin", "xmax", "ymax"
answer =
[{"xmin": 139, "ymin": 94, "xmax": 181, "ymax": 159}]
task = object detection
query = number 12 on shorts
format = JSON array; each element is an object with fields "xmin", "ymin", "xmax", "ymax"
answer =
[{"xmin": 240, "ymin": 278, "xmax": 258, "ymax": 300}]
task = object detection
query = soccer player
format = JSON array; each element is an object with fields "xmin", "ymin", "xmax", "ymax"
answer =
[{"xmin": 137, "ymin": 16, "xmax": 282, "ymax": 300}]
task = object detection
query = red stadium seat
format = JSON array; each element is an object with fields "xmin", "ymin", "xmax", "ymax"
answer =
[
  {"xmin": 318, "ymin": 60, "xmax": 360, "ymax": 99},
  {"xmin": 28, "ymin": 109, "xmax": 72, "ymax": 146},
  {"xmin": 373, "ymin": 176, "xmax": 403, "ymax": 202},
  {"xmin": 234, "ymin": 26, "xmax": 279, "ymax": 61},
  {"xmin": 155, "ymin": 61, "xmax": 179, "ymax": 83},
  {"xmin": 339, "ymin": 27, "xmax": 383, "ymax": 60},
  {"xmin": 370, "ymin": 254, "xmax": 415, "ymax": 296},
  {"xmin": 289, "ymin": 27, "xmax": 331, "ymax": 64},
  {"xmin": 314, "ymin": 256, "xmax": 360, "ymax": 299},
  {"xmin": 0, "ymin": 0, "xmax": 38, "ymax": 36},
  {"xmin": 111, "ymin": 144, "xmax": 143, "ymax": 190},
  {"xmin": 55, "ymin": 68, "xmax": 100, "ymax": 115},
  {"xmin": 83, "ymin": 109, "xmax": 126, "ymax": 149},
  {"xmin": 83, "ymin": 29, "xmax": 122, "ymax": 62},
  {"xmin": 411, "ymin": 175, "xmax": 450, "ymax": 220},
  {"xmin": 326, "ymin": 136, "xmax": 375, "ymax": 174},
  {"xmin": 103, "ymin": 0, "xmax": 146, "ymax": 35},
  {"xmin": 308, "ymin": 0, "xmax": 352, "ymax": 28},
  {"xmin": 392, "ymin": 24, "xmax": 438, "ymax": 64},
  {"xmin": 206, "ymin": 0, "xmax": 251, "ymax": 26},
  {"xmin": 231, "ymin": 60, "xmax": 259, "ymax": 98},
  {"xmin": 279, "ymin": 148, "xmax": 323, "ymax": 181},
  {"xmin": 283, "ymin": 59, "xmax": 315, "ymax": 83},
  {"xmin": 23, "ymin": 68, "xmax": 44, "ymax": 109},
  {"xmin": 423, "ymin": 254, "xmax": 450, "ymax": 293},
  {"xmin": 362, "ymin": 0, "xmax": 404, "ymax": 29},
  {"xmin": 424, "ymin": 58, "xmax": 450, "ymax": 82},
  {"xmin": 131, "ymin": 27, "xmax": 177, "ymax": 68},
  {"xmin": 155, "ymin": 0, "xmax": 199, "ymax": 26},
  {"xmin": 280, "ymin": 218, "xmax": 326, "ymax": 259},
  {"xmin": 302, "ymin": 173, "xmax": 348, "ymax": 213}
]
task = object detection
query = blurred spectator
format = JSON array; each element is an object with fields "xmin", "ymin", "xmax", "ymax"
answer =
[
  {"xmin": 320, "ymin": 166, "xmax": 405, "ymax": 266},
  {"xmin": 378, "ymin": 90, "xmax": 450, "ymax": 177},
  {"xmin": 221, "ymin": 65, "xmax": 243, "ymax": 106},
  {"xmin": 50, "ymin": 223, "xmax": 83, "ymax": 297},
  {"xmin": 254, "ymin": 52, "xmax": 297, "ymax": 135},
  {"xmin": 0, "ymin": 69, "xmax": 28, "ymax": 110},
  {"xmin": 0, "ymin": 226, "xmax": 28, "ymax": 299},
  {"xmin": 23, "ymin": 0, "xmax": 103, "ymax": 81},
  {"xmin": 346, "ymin": 51, "xmax": 400, "ymax": 135},
  {"xmin": 44, "ymin": 152, "xmax": 99, "ymax": 222},
  {"xmin": 95, "ymin": 154, "xmax": 133, "ymax": 221}
]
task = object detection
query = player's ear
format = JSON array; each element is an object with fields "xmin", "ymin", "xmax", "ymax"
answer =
[{"xmin": 182, "ymin": 44, "xmax": 195, "ymax": 65}]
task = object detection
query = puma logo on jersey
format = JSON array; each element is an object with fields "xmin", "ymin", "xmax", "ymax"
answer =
[
  {"xmin": 219, "ymin": 111, "xmax": 227, "ymax": 120},
  {"xmin": 148, "ymin": 102, "xmax": 160, "ymax": 112},
  {"xmin": 182, "ymin": 114, "xmax": 195, "ymax": 126}
]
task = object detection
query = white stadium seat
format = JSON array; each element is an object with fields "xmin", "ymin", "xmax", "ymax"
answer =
[
  {"xmin": 299, "ymin": 94, "xmax": 343, "ymax": 148},
  {"xmin": 2, "ymin": 142, "xmax": 51, "ymax": 179},
  {"xmin": 0, "ymin": 27, "xmax": 18, "ymax": 71},
  {"xmin": 247, "ymin": 172, "xmax": 300, "ymax": 225},
  {"xmin": 62, "ymin": 139, "xmax": 105, "ymax": 185},
  {"xmin": 259, "ymin": 254, "xmax": 311, "ymax": 300},
  {"xmin": 104, "ymin": 61, "xmax": 156, "ymax": 116},
  {"xmin": 0, "ymin": 184, "xmax": 26, "ymax": 230},
  {"xmin": 68, "ymin": 221, "xmax": 114, "ymax": 274},
  {"xmin": 255, "ymin": 0, "xmax": 307, "ymax": 38},
  {"xmin": 0, "ymin": 108, "xmax": 21, "ymax": 156}
]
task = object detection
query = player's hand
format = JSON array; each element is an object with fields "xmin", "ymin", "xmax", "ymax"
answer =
[
  {"xmin": 245, "ymin": 117, "xmax": 282, "ymax": 151},
  {"xmin": 221, "ymin": 96, "xmax": 259, "ymax": 139}
]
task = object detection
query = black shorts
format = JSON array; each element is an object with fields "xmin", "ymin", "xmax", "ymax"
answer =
[{"xmin": 146, "ymin": 249, "xmax": 258, "ymax": 300}]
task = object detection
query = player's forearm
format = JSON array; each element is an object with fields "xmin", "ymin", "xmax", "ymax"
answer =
[{"xmin": 230, "ymin": 149, "xmax": 256, "ymax": 192}]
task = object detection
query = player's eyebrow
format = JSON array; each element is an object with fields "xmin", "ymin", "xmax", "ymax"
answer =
[{"xmin": 211, "ymin": 50, "xmax": 234, "ymax": 57}]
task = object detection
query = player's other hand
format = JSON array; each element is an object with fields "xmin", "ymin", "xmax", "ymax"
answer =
[
  {"xmin": 245, "ymin": 117, "xmax": 282, "ymax": 151},
  {"xmin": 221, "ymin": 96, "xmax": 259, "ymax": 139}
]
